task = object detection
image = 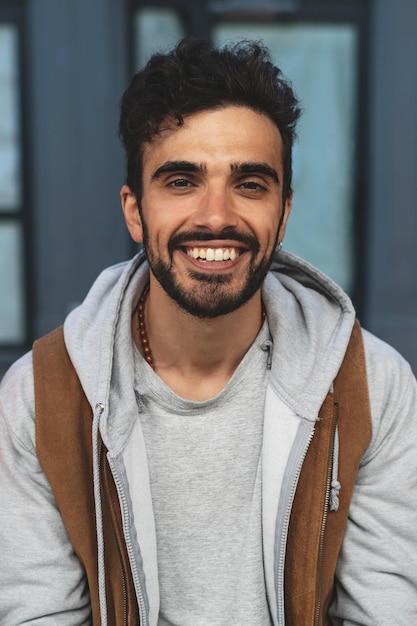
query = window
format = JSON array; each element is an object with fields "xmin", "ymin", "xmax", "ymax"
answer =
[
  {"xmin": 0, "ymin": 1, "xmax": 28, "ymax": 376},
  {"xmin": 131, "ymin": 0, "xmax": 369, "ymax": 304},
  {"xmin": 214, "ymin": 21, "xmax": 358, "ymax": 292},
  {"xmin": 134, "ymin": 7, "xmax": 184, "ymax": 69}
]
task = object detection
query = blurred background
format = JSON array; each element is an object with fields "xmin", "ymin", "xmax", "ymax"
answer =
[{"xmin": 0, "ymin": 0, "xmax": 416, "ymax": 377}]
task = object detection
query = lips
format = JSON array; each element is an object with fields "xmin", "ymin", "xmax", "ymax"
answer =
[{"xmin": 186, "ymin": 247, "xmax": 240, "ymax": 261}]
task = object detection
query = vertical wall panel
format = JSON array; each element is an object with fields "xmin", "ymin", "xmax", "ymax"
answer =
[
  {"xmin": 27, "ymin": 0, "xmax": 130, "ymax": 337},
  {"xmin": 366, "ymin": 0, "xmax": 417, "ymax": 371}
]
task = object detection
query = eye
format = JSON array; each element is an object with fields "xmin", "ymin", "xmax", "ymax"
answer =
[
  {"xmin": 242, "ymin": 181, "xmax": 261, "ymax": 189},
  {"xmin": 238, "ymin": 180, "xmax": 265, "ymax": 192},
  {"xmin": 168, "ymin": 178, "xmax": 194, "ymax": 188}
]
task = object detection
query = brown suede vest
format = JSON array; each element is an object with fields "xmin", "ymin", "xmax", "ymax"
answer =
[{"xmin": 33, "ymin": 319, "xmax": 371, "ymax": 626}]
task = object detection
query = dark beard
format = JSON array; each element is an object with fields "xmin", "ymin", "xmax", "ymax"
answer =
[
  {"xmin": 142, "ymin": 227, "xmax": 276, "ymax": 319},
  {"xmin": 151, "ymin": 255, "xmax": 271, "ymax": 319}
]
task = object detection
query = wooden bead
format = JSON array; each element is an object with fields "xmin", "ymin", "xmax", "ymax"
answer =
[{"xmin": 137, "ymin": 283, "xmax": 154, "ymax": 370}]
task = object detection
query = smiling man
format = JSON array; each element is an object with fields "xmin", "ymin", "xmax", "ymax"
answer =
[
  {"xmin": 121, "ymin": 104, "xmax": 291, "ymax": 400},
  {"xmin": 1, "ymin": 38, "xmax": 417, "ymax": 625}
]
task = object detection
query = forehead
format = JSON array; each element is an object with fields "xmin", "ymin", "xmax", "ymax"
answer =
[{"xmin": 142, "ymin": 106, "xmax": 284, "ymax": 171}]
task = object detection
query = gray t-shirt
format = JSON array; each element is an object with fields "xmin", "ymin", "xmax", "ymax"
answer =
[{"xmin": 134, "ymin": 322, "xmax": 273, "ymax": 626}]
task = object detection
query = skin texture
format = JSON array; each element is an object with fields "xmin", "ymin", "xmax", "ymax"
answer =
[{"xmin": 121, "ymin": 106, "xmax": 292, "ymax": 400}]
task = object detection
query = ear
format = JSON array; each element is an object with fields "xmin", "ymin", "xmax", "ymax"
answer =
[
  {"xmin": 120, "ymin": 185, "xmax": 143, "ymax": 243},
  {"xmin": 278, "ymin": 193, "xmax": 292, "ymax": 243}
]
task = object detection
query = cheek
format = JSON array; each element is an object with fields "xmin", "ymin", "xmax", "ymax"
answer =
[
  {"xmin": 142, "ymin": 200, "xmax": 193, "ymax": 244},
  {"xmin": 255, "ymin": 215, "xmax": 280, "ymax": 245},
  {"xmin": 140, "ymin": 213, "xmax": 174, "ymax": 255}
]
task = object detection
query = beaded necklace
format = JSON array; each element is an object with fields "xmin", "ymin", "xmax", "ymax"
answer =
[{"xmin": 137, "ymin": 283, "xmax": 267, "ymax": 370}]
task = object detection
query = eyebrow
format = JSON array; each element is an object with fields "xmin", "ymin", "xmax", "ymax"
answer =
[
  {"xmin": 231, "ymin": 162, "xmax": 279, "ymax": 184},
  {"xmin": 151, "ymin": 161, "xmax": 207, "ymax": 181},
  {"xmin": 150, "ymin": 160, "xmax": 280, "ymax": 184}
]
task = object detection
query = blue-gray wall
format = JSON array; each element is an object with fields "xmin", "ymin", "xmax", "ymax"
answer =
[
  {"xmin": 27, "ymin": 0, "xmax": 130, "ymax": 334},
  {"xmin": 365, "ymin": 0, "xmax": 417, "ymax": 370}
]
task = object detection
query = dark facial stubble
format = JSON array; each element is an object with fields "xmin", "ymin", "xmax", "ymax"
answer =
[{"xmin": 140, "ymin": 218, "xmax": 279, "ymax": 318}]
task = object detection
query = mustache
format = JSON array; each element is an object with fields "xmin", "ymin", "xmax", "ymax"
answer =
[{"xmin": 168, "ymin": 229, "xmax": 260, "ymax": 256}]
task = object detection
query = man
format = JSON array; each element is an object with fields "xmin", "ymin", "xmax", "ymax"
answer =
[{"xmin": 0, "ymin": 38, "xmax": 416, "ymax": 625}]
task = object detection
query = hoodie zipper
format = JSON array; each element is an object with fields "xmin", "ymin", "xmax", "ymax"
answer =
[
  {"xmin": 313, "ymin": 460, "xmax": 331, "ymax": 626},
  {"xmin": 94, "ymin": 403, "xmax": 144, "ymax": 625},
  {"xmin": 93, "ymin": 403, "xmax": 109, "ymax": 625},
  {"xmin": 276, "ymin": 425, "xmax": 315, "ymax": 626},
  {"xmin": 99, "ymin": 441, "xmax": 129, "ymax": 625},
  {"xmin": 313, "ymin": 403, "xmax": 339, "ymax": 626},
  {"xmin": 109, "ymin": 457, "xmax": 149, "ymax": 626}
]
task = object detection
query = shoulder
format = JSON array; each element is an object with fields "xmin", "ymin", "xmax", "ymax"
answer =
[
  {"xmin": 0, "ymin": 350, "xmax": 36, "ymax": 452},
  {"xmin": 360, "ymin": 327, "xmax": 416, "ymax": 461},
  {"xmin": 362, "ymin": 327, "xmax": 415, "ymax": 402}
]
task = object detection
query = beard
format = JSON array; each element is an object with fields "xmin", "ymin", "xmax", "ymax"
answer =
[{"xmin": 141, "ymin": 224, "xmax": 277, "ymax": 319}]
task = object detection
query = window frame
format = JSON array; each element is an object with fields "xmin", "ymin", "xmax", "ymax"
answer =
[{"xmin": 0, "ymin": 0, "xmax": 31, "ymax": 371}]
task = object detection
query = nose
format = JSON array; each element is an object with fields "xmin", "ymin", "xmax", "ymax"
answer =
[{"xmin": 192, "ymin": 186, "xmax": 239, "ymax": 234}]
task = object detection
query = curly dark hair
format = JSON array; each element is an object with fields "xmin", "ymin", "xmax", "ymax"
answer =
[{"xmin": 119, "ymin": 37, "xmax": 301, "ymax": 203}]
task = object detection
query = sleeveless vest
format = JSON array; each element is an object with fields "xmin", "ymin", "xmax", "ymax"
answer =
[{"xmin": 33, "ymin": 319, "xmax": 371, "ymax": 625}]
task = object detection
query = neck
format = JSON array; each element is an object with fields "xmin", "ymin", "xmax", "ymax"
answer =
[{"xmin": 134, "ymin": 277, "xmax": 265, "ymax": 399}]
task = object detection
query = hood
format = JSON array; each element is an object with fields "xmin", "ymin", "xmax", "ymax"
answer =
[
  {"xmin": 263, "ymin": 250, "xmax": 355, "ymax": 421},
  {"xmin": 64, "ymin": 252, "xmax": 149, "ymax": 453},
  {"xmin": 63, "ymin": 249, "xmax": 355, "ymax": 450}
]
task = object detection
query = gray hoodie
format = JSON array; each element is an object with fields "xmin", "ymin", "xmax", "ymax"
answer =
[{"xmin": 1, "ymin": 250, "xmax": 416, "ymax": 625}]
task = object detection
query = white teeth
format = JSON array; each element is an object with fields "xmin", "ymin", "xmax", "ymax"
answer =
[{"xmin": 186, "ymin": 247, "xmax": 240, "ymax": 261}]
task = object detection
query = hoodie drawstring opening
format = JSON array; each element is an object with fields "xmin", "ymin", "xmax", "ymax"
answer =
[{"xmin": 261, "ymin": 340, "xmax": 273, "ymax": 370}]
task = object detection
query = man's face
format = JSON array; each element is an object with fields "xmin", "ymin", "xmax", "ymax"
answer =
[{"xmin": 122, "ymin": 105, "xmax": 291, "ymax": 318}]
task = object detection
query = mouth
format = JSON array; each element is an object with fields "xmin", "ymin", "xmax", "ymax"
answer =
[{"xmin": 185, "ymin": 246, "xmax": 241, "ymax": 262}]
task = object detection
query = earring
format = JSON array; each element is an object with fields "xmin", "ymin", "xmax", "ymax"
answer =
[{"xmin": 275, "ymin": 242, "xmax": 283, "ymax": 252}]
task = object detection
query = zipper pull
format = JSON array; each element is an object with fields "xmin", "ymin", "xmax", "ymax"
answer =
[{"xmin": 329, "ymin": 424, "xmax": 341, "ymax": 512}]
